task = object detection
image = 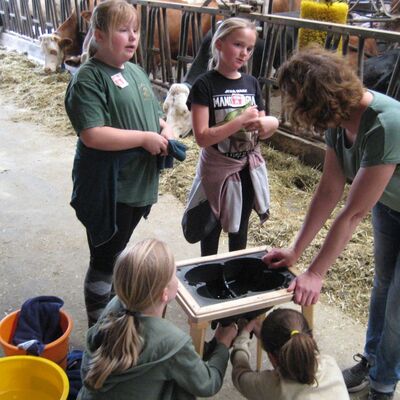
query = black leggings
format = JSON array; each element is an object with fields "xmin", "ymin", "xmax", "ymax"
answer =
[
  {"xmin": 87, "ymin": 203, "xmax": 149, "ymax": 274},
  {"xmin": 201, "ymin": 168, "xmax": 255, "ymax": 257},
  {"xmin": 84, "ymin": 203, "xmax": 149, "ymax": 326}
]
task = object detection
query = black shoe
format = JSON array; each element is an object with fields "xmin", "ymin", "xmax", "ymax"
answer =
[
  {"xmin": 368, "ymin": 388, "xmax": 394, "ymax": 400},
  {"xmin": 342, "ymin": 353, "xmax": 370, "ymax": 393}
]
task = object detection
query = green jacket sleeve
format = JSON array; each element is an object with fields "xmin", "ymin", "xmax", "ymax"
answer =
[
  {"xmin": 167, "ymin": 339, "xmax": 229, "ymax": 398},
  {"xmin": 231, "ymin": 331, "xmax": 281, "ymax": 400}
]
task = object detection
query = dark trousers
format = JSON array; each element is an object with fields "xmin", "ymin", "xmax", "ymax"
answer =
[
  {"xmin": 201, "ymin": 167, "xmax": 255, "ymax": 257},
  {"xmin": 84, "ymin": 202, "xmax": 149, "ymax": 326}
]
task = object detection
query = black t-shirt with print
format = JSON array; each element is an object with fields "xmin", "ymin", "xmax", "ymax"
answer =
[{"xmin": 187, "ymin": 70, "xmax": 264, "ymax": 159}]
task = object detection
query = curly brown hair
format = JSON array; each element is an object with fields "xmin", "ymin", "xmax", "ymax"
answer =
[{"xmin": 277, "ymin": 45, "xmax": 364, "ymax": 133}]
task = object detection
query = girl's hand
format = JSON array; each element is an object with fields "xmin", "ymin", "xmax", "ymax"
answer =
[
  {"xmin": 262, "ymin": 247, "xmax": 298, "ymax": 269},
  {"xmin": 238, "ymin": 106, "xmax": 259, "ymax": 128},
  {"xmin": 241, "ymin": 318, "xmax": 262, "ymax": 339},
  {"xmin": 288, "ymin": 269, "xmax": 323, "ymax": 306},
  {"xmin": 257, "ymin": 116, "xmax": 279, "ymax": 139},
  {"xmin": 142, "ymin": 132, "xmax": 168, "ymax": 155},
  {"xmin": 242, "ymin": 114, "xmax": 279, "ymax": 138},
  {"xmin": 214, "ymin": 323, "xmax": 239, "ymax": 348}
]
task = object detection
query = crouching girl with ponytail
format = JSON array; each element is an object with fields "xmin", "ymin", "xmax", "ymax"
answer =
[
  {"xmin": 78, "ymin": 239, "xmax": 237, "ymax": 400},
  {"xmin": 231, "ymin": 308, "xmax": 349, "ymax": 399}
]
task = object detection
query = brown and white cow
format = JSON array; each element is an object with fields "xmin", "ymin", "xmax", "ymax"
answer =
[
  {"xmin": 39, "ymin": 0, "xmax": 217, "ymax": 72},
  {"xmin": 39, "ymin": 3, "xmax": 87, "ymax": 73},
  {"xmin": 39, "ymin": 0, "xmax": 306, "ymax": 73}
]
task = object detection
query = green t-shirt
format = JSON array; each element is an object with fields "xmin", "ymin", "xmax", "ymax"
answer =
[
  {"xmin": 325, "ymin": 90, "xmax": 400, "ymax": 212},
  {"xmin": 65, "ymin": 59, "xmax": 162, "ymax": 206}
]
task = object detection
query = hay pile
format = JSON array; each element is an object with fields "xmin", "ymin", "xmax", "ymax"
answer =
[
  {"xmin": 0, "ymin": 48, "xmax": 73, "ymax": 134},
  {"xmin": 0, "ymin": 47, "xmax": 373, "ymax": 324}
]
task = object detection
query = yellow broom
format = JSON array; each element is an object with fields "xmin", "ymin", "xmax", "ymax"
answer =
[{"xmin": 298, "ymin": 0, "xmax": 349, "ymax": 49}]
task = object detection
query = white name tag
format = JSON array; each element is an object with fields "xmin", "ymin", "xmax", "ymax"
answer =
[{"xmin": 111, "ymin": 73, "xmax": 129, "ymax": 88}]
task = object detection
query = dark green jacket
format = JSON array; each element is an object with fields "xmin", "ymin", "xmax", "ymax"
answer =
[{"xmin": 78, "ymin": 297, "xmax": 229, "ymax": 400}]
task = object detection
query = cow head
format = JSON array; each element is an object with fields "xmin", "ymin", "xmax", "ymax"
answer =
[
  {"xmin": 163, "ymin": 83, "xmax": 192, "ymax": 138},
  {"xmin": 39, "ymin": 33, "xmax": 73, "ymax": 73}
]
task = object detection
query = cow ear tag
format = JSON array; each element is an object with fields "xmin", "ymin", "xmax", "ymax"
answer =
[{"xmin": 111, "ymin": 72, "xmax": 129, "ymax": 88}]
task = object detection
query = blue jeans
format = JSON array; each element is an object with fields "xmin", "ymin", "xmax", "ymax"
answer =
[{"xmin": 365, "ymin": 202, "xmax": 400, "ymax": 393}]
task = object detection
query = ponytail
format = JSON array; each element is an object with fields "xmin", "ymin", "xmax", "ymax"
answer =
[
  {"xmin": 84, "ymin": 311, "xmax": 143, "ymax": 389},
  {"xmin": 278, "ymin": 331, "xmax": 318, "ymax": 385},
  {"xmin": 261, "ymin": 308, "xmax": 319, "ymax": 385},
  {"xmin": 84, "ymin": 239, "xmax": 175, "ymax": 390}
]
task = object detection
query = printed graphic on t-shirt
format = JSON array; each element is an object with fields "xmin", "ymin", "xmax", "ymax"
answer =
[
  {"xmin": 139, "ymin": 82, "xmax": 152, "ymax": 100},
  {"xmin": 213, "ymin": 89, "xmax": 258, "ymax": 158}
]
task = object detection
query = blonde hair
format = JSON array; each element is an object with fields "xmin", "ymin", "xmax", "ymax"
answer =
[
  {"xmin": 261, "ymin": 308, "xmax": 319, "ymax": 385},
  {"xmin": 277, "ymin": 45, "xmax": 364, "ymax": 133},
  {"xmin": 208, "ymin": 17, "xmax": 257, "ymax": 70},
  {"xmin": 91, "ymin": 0, "xmax": 139, "ymax": 41},
  {"xmin": 84, "ymin": 239, "xmax": 175, "ymax": 390}
]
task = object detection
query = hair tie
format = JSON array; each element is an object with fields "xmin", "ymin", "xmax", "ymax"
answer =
[
  {"xmin": 123, "ymin": 308, "xmax": 140, "ymax": 317},
  {"xmin": 290, "ymin": 330, "xmax": 300, "ymax": 337}
]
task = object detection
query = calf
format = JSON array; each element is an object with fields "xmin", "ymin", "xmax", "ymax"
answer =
[
  {"xmin": 163, "ymin": 83, "xmax": 192, "ymax": 138},
  {"xmin": 39, "ymin": 33, "xmax": 73, "ymax": 73},
  {"xmin": 39, "ymin": 7, "xmax": 82, "ymax": 72},
  {"xmin": 39, "ymin": 0, "xmax": 95, "ymax": 73},
  {"xmin": 38, "ymin": 0, "xmax": 216, "ymax": 73},
  {"xmin": 363, "ymin": 48, "xmax": 400, "ymax": 96},
  {"xmin": 346, "ymin": 35, "xmax": 379, "ymax": 73}
]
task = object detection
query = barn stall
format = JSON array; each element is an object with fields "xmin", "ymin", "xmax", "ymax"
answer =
[{"xmin": 0, "ymin": 0, "xmax": 400, "ymax": 324}]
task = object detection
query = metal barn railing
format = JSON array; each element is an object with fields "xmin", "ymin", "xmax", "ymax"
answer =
[
  {"xmin": 0, "ymin": 0, "xmax": 101, "ymax": 41},
  {"xmin": 1, "ymin": 0, "xmax": 399, "ymax": 141},
  {"xmin": 0, "ymin": 0, "xmax": 74, "ymax": 38},
  {"xmin": 132, "ymin": 0, "xmax": 400, "ymax": 141}
]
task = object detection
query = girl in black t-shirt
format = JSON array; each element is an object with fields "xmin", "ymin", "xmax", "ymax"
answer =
[{"xmin": 186, "ymin": 18, "xmax": 279, "ymax": 256}]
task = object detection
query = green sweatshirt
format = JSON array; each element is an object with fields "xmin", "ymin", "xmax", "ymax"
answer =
[{"xmin": 78, "ymin": 297, "xmax": 229, "ymax": 400}]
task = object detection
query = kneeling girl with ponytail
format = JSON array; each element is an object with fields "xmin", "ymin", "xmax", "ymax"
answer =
[
  {"xmin": 78, "ymin": 239, "xmax": 237, "ymax": 400},
  {"xmin": 231, "ymin": 308, "xmax": 349, "ymax": 399}
]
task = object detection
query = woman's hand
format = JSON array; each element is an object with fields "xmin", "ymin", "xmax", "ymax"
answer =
[
  {"xmin": 288, "ymin": 269, "xmax": 323, "ymax": 306},
  {"xmin": 262, "ymin": 247, "xmax": 299, "ymax": 269},
  {"xmin": 214, "ymin": 323, "xmax": 239, "ymax": 348}
]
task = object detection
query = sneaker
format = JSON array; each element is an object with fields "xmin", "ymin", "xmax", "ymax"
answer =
[
  {"xmin": 368, "ymin": 388, "xmax": 394, "ymax": 400},
  {"xmin": 342, "ymin": 353, "xmax": 370, "ymax": 393}
]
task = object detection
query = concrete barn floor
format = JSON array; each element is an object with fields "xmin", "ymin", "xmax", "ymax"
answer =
[{"xmin": 0, "ymin": 98, "xmax": 398, "ymax": 399}]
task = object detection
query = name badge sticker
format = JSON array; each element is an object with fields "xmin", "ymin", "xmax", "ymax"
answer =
[{"xmin": 111, "ymin": 73, "xmax": 129, "ymax": 88}]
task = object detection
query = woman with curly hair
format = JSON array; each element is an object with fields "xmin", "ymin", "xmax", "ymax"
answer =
[{"xmin": 263, "ymin": 46, "xmax": 400, "ymax": 400}]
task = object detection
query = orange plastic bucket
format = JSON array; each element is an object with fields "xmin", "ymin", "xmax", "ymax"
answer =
[{"xmin": 0, "ymin": 309, "xmax": 73, "ymax": 370}]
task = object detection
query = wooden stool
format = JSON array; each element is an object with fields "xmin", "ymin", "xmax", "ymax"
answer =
[{"xmin": 176, "ymin": 246, "xmax": 314, "ymax": 370}]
